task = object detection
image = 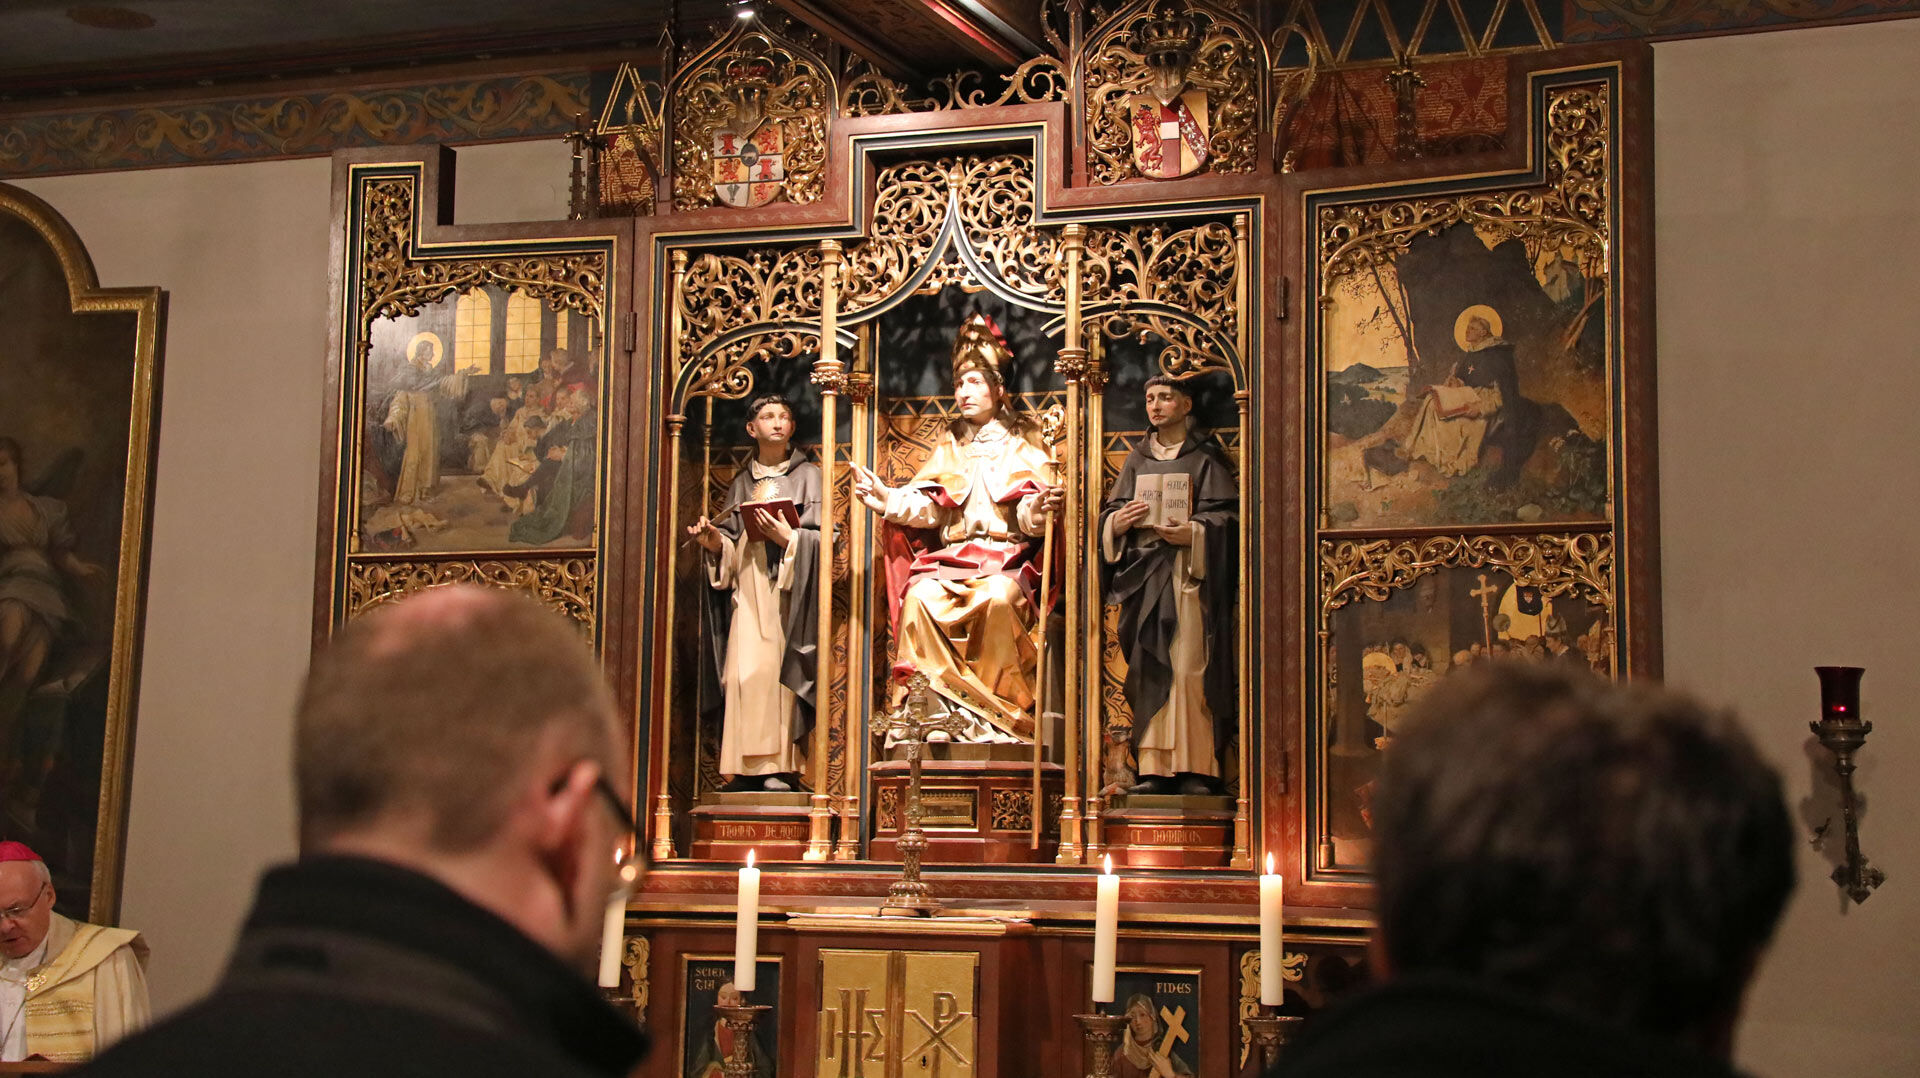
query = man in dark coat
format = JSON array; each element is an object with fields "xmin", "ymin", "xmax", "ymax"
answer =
[
  {"xmin": 1100, "ymin": 375, "xmax": 1237, "ymax": 796},
  {"xmin": 1274, "ymin": 663, "xmax": 1794, "ymax": 1078},
  {"xmin": 688, "ymin": 394, "xmax": 821, "ymax": 792},
  {"xmin": 75, "ymin": 587, "xmax": 649, "ymax": 1078}
]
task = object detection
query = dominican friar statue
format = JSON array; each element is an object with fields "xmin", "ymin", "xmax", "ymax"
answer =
[
  {"xmin": 852, "ymin": 312, "xmax": 1063, "ymax": 742},
  {"xmin": 1100, "ymin": 375, "xmax": 1238, "ymax": 795},
  {"xmin": 689, "ymin": 395, "xmax": 821, "ymax": 791}
]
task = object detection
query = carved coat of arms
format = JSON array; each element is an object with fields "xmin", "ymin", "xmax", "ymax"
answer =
[
  {"xmin": 1125, "ymin": 1, "xmax": 1212, "ymax": 181},
  {"xmin": 1129, "ymin": 87, "xmax": 1210, "ymax": 180},
  {"xmin": 712, "ymin": 121, "xmax": 786, "ymax": 208}
]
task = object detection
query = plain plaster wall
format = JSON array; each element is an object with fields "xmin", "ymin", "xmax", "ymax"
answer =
[
  {"xmin": 11, "ymin": 137, "xmax": 570, "ymax": 1016},
  {"xmin": 6, "ymin": 27, "xmax": 1918, "ymax": 1070},
  {"xmin": 1654, "ymin": 20, "xmax": 1920, "ymax": 1076}
]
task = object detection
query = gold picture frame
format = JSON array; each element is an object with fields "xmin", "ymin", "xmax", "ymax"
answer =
[
  {"xmin": 0, "ymin": 182, "xmax": 163, "ymax": 924},
  {"xmin": 317, "ymin": 152, "xmax": 629, "ymax": 642},
  {"xmin": 1298, "ymin": 60, "xmax": 1654, "ymax": 890}
]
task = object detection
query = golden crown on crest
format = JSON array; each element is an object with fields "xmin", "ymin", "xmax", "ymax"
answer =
[{"xmin": 1129, "ymin": 1, "xmax": 1203, "ymax": 65}]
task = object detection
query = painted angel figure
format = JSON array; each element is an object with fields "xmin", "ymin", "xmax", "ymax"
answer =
[{"xmin": 0, "ymin": 438, "xmax": 104, "ymax": 830}]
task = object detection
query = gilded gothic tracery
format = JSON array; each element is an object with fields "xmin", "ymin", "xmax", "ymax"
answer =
[
  {"xmin": 1318, "ymin": 85, "xmax": 1611, "ymax": 291},
  {"xmin": 319, "ymin": 1, "xmax": 1653, "ymax": 925},
  {"xmin": 356, "ymin": 177, "xmax": 605, "ymax": 347},
  {"xmin": 346, "ymin": 559, "xmax": 597, "ymax": 627}
]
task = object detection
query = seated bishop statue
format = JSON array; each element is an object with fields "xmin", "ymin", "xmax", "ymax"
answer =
[{"xmin": 851, "ymin": 312, "xmax": 1063, "ymax": 743}]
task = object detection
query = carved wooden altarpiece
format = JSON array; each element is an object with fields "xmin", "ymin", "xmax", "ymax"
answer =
[{"xmin": 317, "ymin": 5, "xmax": 1655, "ymax": 1073}]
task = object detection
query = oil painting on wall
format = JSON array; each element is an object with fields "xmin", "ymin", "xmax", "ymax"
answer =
[
  {"xmin": 358, "ymin": 286, "xmax": 602, "ymax": 554},
  {"xmin": 1322, "ymin": 564, "xmax": 1613, "ymax": 868},
  {"xmin": 1322, "ymin": 222, "xmax": 1610, "ymax": 531},
  {"xmin": 0, "ymin": 184, "xmax": 160, "ymax": 922}
]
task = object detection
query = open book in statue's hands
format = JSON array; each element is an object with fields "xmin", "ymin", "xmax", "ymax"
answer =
[{"xmin": 1131, "ymin": 473, "xmax": 1192, "ymax": 527}]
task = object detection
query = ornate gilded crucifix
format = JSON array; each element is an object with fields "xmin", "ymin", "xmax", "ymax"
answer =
[{"xmin": 875, "ymin": 665, "xmax": 968, "ymax": 916}]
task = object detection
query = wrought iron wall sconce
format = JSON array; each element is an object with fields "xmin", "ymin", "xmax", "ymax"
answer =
[{"xmin": 1812, "ymin": 666, "xmax": 1885, "ymax": 905}]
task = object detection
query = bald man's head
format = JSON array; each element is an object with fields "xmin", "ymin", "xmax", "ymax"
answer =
[{"xmin": 296, "ymin": 586, "xmax": 620, "ymax": 852}]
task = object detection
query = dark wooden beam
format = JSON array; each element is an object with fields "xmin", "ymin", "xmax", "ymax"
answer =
[
  {"xmin": 772, "ymin": 0, "xmax": 1046, "ymax": 81},
  {"xmin": 0, "ymin": 20, "xmax": 666, "ymax": 103}
]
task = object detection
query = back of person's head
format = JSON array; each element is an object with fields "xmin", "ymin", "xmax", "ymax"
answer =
[
  {"xmin": 1371, "ymin": 661, "xmax": 1793, "ymax": 1045},
  {"xmin": 295, "ymin": 585, "xmax": 619, "ymax": 852}
]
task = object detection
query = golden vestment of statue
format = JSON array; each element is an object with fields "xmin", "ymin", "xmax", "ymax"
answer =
[{"xmin": 865, "ymin": 313, "xmax": 1056, "ymax": 741}]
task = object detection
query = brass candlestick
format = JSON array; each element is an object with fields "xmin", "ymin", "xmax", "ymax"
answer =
[
  {"xmin": 712, "ymin": 1003, "xmax": 771, "ymax": 1078},
  {"xmin": 1242, "ymin": 1009, "xmax": 1305, "ymax": 1071},
  {"xmin": 600, "ymin": 984, "xmax": 638, "ymax": 1024},
  {"xmin": 877, "ymin": 666, "xmax": 966, "ymax": 916},
  {"xmin": 1074, "ymin": 1011, "xmax": 1128, "ymax": 1078},
  {"xmin": 1812, "ymin": 666, "xmax": 1885, "ymax": 905}
]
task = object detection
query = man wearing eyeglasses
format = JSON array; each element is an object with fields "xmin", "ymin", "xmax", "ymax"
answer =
[
  {"xmin": 0, "ymin": 842, "xmax": 149, "ymax": 1062},
  {"xmin": 76, "ymin": 585, "xmax": 648, "ymax": 1078}
]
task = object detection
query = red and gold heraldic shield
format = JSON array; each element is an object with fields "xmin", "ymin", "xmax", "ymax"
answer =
[
  {"xmin": 1128, "ymin": 89, "xmax": 1211, "ymax": 180},
  {"xmin": 713, "ymin": 122, "xmax": 786, "ymax": 208}
]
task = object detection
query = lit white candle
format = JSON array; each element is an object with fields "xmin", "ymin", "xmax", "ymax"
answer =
[
  {"xmin": 734, "ymin": 850, "xmax": 761, "ymax": 992},
  {"xmin": 1259, "ymin": 853, "xmax": 1285, "ymax": 1006},
  {"xmin": 1092, "ymin": 855, "xmax": 1119, "ymax": 1004},
  {"xmin": 597, "ymin": 856, "xmax": 639, "ymax": 988}
]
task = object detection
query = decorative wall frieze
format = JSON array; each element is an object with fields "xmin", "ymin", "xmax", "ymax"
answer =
[
  {"xmin": 0, "ymin": 73, "xmax": 588, "ymax": 179},
  {"xmin": 1565, "ymin": 0, "xmax": 1920, "ymax": 39}
]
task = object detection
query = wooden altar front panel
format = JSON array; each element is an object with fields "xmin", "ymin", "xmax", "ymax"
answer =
[{"xmin": 619, "ymin": 896, "xmax": 1366, "ymax": 1078}]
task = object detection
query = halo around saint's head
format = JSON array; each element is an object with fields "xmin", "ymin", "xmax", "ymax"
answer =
[
  {"xmin": 1452, "ymin": 304, "xmax": 1503, "ymax": 350},
  {"xmin": 407, "ymin": 330, "xmax": 445, "ymax": 366}
]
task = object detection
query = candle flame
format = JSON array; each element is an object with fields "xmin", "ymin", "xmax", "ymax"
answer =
[
  {"xmin": 747, "ymin": 849, "xmax": 756, "ymax": 868},
  {"xmin": 1103, "ymin": 854, "xmax": 1113, "ymax": 875},
  {"xmin": 1266, "ymin": 852, "xmax": 1274, "ymax": 875},
  {"xmin": 614, "ymin": 848, "xmax": 625, "ymax": 867}
]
